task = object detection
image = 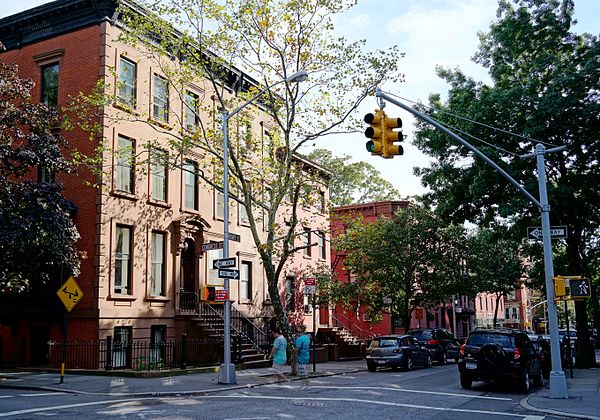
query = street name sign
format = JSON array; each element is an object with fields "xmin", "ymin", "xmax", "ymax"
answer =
[
  {"xmin": 218, "ymin": 269, "xmax": 240, "ymax": 280},
  {"xmin": 56, "ymin": 276, "xmax": 83, "ymax": 312},
  {"xmin": 213, "ymin": 257, "xmax": 237, "ymax": 269},
  {"xmin": 304, "ymin": 278, "xmax": 316, "ymax": 286},
  {"xmin": 201, "ymin": 241, "xmax": 224, "ymax": 252},
  {"xmin": 226, "ymin": 232, "xmax": 241, "ymax": 242},
  {"xmin": 527, "ymin": 226, "xmax": 568, "ymax": 240}
]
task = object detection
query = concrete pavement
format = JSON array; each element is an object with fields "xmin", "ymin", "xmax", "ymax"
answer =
[{"xmin": 1, "ymin": 357, "xmax": 599, "ymax": 419}]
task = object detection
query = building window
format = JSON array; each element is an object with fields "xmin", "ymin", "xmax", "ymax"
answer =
[
  {"xmin": 116, "ymin": 136, "xmax": 134, "ymax": 193},
  {"xmin": 113, "ymin": 327, "xmax": 132, "ymax": 369},
  {"xmin": 505, "ymin": 308, "xmax": 510, "ymax": 320},
  {"xmin": 184, "ymin": 91, "xmax": 199, "ymax": 130},
  {"xmin": 38, "ymin": 165, "xmax": 54, "ymax": 183},
  {"xmin": 118, "ymin": 57, "xmax": 136, "ymax": 108},
  {"xmin": 512, "ymin": 307, "xmax": 519, "ymax": 320},
  {"xmin": 317, "ymin": 231, "xmax": 326, "ymax": 259},
  {"xmin": 183, "ymin": 161, "xmax": 198, "ymax": 210},
  {"xmin": 150, "ymin": 232, "xmax": 165, "ymax": 296},
  {"xmin": 319, "ymin": 191, "xmax": 326, "ymax": 213},
  {"xmin": 240, "ymin": 261, "xmax": 251, "ymax": 301},
  {"xmin": 216, "ymin": 190, "xmax": 224, "ymax": 219},
  {"xmin": 150, "ymin": 325, "xmax": 166, "ymax": 363},
  {"xmin": 207, "ymin": 248, "xmax": 224, "ymax": 285},
  {"xmin": 153, "ymin": 74, "xmax": 169, "ymax": 122},
  {"xmin": 115, "ymin": 225, "xmax": 132, "ymax": 294},
  {"xmin": 285, "ymin": 276, "xmax": 295, "ymax": 311},
  {"xmin": 303, "ymin": 228, "xmax": 311, "ymax": 257},
  {"xmin": 41, "ymin": 62, "xmax": 59, "ymax": 107},
  {"xmin": 151, "ymin": 150, "xmax": 168, "ymax": 202}
]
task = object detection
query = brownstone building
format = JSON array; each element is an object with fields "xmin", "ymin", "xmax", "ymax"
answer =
[{"xmin": 0, "ymin": 0, "xmax": 330, "ymax": 369}]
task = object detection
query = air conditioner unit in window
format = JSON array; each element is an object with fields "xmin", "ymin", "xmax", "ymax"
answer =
[{"xmin": 304, "ymin": 304, "xmax": 311, "ymax": 313}]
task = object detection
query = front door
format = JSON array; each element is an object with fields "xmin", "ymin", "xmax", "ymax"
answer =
[{"xmin": 181, "ymin": 238, "xmax": 196, "ymax": 292}]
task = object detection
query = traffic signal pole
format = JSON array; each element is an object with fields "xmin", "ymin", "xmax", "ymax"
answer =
[{"xmin": 376, "ymin": 89, "xmax": 569, "ymax": 398}]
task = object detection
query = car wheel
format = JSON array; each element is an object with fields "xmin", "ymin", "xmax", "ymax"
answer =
[
  {"xmin": 425, "ymin": 355, "xmax": 432, "ymax": 368},
  {"xmin": 518, "ymin": 370, "xmax": 530, "ymax": 394},
  {"xmin": 440, "ymin": 352, "xmax": 447, "ymax": 365},
  {"xmin": 460, "ymin": 374, "xmax": 472, "ymax": 389},
  {"xmin": 367, "ymin": 363, "xmax": 376, "ymax": 372},
  {"xmin": 405, "ymin": 356, "xmax": 413, "ymax": 371}
]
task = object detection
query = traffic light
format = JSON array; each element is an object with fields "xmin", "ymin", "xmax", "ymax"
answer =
[
  {"xmin": 554, "ymin": 276, "xmax": 566, "ymax": 298},
  {"xmin": 364, "ymin": 110, "xmax": 385, "ymax": 156},
  {"xmin": 200, "ymin": 286, "xmax": 216, "ymax": 302},
  {"xmin": 364, "ymin": 109, "xmax": 403, "ymax": 158},
  {"xmin": 381, "ymin": 114, "xmax": 403, "ymax": 158}
]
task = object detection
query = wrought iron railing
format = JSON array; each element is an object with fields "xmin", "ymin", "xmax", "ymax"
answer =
[
  {"xmin": 177, "ymin": 289, "xmax": 198, "ymax": 313},
  {"xmin": 331, "ymin": 312, "xmax": 376, "ymax": 341},
  {"xmin": 14, "ymin": 336, "xmax": 225, "ymax": 370},
  {"xmin": 198, "ymin": 302, "xmax": 270, "ymax": 354}
]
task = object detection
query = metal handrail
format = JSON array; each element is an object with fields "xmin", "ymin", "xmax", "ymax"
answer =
[
  {"xmin": 331, "ymin": 312, "xmax": 375, "ymax": 341},
  {"xmin": 198, "ymin": 302, "xmax": 269, "ymax": 354}
]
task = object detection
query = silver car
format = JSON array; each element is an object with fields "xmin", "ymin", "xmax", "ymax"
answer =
[{"xmin": 366, "ymin": 335, "xmax": 432, "ymax": 371}]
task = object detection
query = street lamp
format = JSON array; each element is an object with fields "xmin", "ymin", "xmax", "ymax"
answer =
[{"xmin": 218, "ymin": 70, "xmax": 308, "ymax": 385}]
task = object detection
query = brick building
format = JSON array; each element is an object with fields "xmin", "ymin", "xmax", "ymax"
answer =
[
  {"xmin": 330, "ymin": 201, "xmax": 476, "ymax": 341},
  {"xmin": 0, "ymin": 0, "xmax": 330, "ymax": 368}
]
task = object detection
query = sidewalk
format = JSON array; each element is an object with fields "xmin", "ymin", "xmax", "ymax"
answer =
[
  {"xmin": 522, "ymin": 349, "xmax": 600, "ymax": 420},
  {"xmin": 0, "ymin": 360, "xmax": 367, "ymax": 397}
]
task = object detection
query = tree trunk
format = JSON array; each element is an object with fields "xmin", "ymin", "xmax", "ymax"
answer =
[
  {"xmin": 493, "ymin": 293, "xmax": 501, "ymax": 328},
  {"xmin": 580, "ymin": 251, "xmax": 600, "ymax": 349},
  {"xmin": 575, "ymin": 300, "xmax": 596, "ymax": 368}
]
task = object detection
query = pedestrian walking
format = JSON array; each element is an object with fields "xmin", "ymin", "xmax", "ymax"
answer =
[
  {"xmin": 294, "ymin": 324, "xmax": 310, "ymax": 388},
  {"xmin": 269, "ymin": 327, "xmax": 288, "ymax": 382}
]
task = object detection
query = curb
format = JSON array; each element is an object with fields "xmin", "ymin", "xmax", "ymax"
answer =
[
  {"xmin": 0, "ymin": 368, "xmax": 365, "ymax": 398},
  {"xmin": 520, "ymin": 394, "xmax": 600, "ymax": 420}
]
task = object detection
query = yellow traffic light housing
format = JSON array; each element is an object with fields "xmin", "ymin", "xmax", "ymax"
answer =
[
  {"xmin": 364, "ymin": 110, "xmax": 385, "ymax": 156},
  {"xmin": 364, "ymin": 109, "xmax": 403, "ymax": 158},
  {"xmin": 382, "ymin": 115, "xmax": 403, "ymax": 158},
  {"xmin": 554, "ymin": 276, "xmax": 566, "ymax": 298}
]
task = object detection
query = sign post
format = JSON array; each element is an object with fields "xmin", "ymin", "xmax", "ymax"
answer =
[{"xmin": 56, "ymin": 276, "xmax": 83, "ymax": 384}]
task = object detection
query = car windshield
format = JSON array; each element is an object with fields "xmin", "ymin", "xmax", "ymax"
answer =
[
  {"xmin": 372, "ymin": 338, "xmax": 398, "ymax": 347},
  {"xmin": 408, "ymin": 330, "xmax": 433, "ymax": 340},
  {"xmin": 467, "ymin": 333, "xmax": 515, "ymax": 348}
]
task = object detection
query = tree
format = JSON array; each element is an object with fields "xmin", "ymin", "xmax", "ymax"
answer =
[
  {"xmin": 328, "ymin": 204, "xmax": 470, "ymax": 329},
  {"xmin": 92, "ymin": 0, "xmax": 402, "ymax": 354},
  {"xmin": 0, "ymin": 61, "xmax": 80, "ymax": 292},
  {"xmin": 466, "ymin": 228, "xmax": 524, "ymax": 327},
  {"xmin": 306, "ymin": 149, "xmax": 400, "ymax": 206},
  {"xmin": 412, "ymin": 0, "xmax": 599, "ymax": 367}
]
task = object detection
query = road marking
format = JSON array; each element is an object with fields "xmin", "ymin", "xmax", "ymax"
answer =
[
  {"xmin": 272, "ymin": 385, "xmax": 512, "ymax": 401},
  {"xmin": 522, "ymin": 417, "xmax": 545, "ymax": 420},
  {"xmin": 0, "ymin": 396, "xmax": 11, "ymax": 399},
  {"xmin": 19, "ymin": 393, "xmax": 68, "ymax": 397},
  {"xmin": 202, "ymin": 395, "xmax": 529, "ymax": 417},
  {"xmin": 0, "ymin": 398, "xmax": 151, "ymax": 417}
]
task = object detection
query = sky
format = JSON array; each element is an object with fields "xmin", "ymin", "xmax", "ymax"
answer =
[{"xmin": 2, "ymin": 0, "xmax": 599, "ymax": 198}]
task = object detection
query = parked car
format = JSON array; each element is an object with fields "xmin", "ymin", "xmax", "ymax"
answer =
[
  {"xmin": 408, "ymin": 328, "xmax": 461, "ymax": 364},
  {"xmin": 458, "ymin": 329, "xmax": 544, "ymax": 393},
  {"xmin": 366, "ymin": 335, "xmax": 432, "ymax": 372}
]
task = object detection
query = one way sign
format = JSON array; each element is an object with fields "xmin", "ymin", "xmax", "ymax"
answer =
[
  {"xmin": 218, "ymin": 269, "xmax": 239, "ymax": 280},
  {"xmin": 527, "ymin": 226, "xmax": 568, "ymax": 240}
]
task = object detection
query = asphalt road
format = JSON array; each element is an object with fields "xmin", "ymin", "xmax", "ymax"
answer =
[{"xmin": 0, "ymin": 363, "xmax": 562, "ymax": 419}]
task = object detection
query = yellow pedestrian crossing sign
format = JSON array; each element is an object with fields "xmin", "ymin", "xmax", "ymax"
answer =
[{"xmin": 56, "ymin": 276, "xmax": 83, "ymax": 312}]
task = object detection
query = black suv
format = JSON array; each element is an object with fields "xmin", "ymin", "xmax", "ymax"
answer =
[
  {"xmin": 458, "ymin": 329, "xmax": 543, "ymax": 393},
  {"xmin": 408, "ymin": 328, "xmax": 461, "ymax": 364}
]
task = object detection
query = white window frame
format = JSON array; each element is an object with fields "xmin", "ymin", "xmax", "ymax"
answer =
[
  {"xmin": 118, "ymin": 57, "xmax": 136, "ymax": 107},
  {"xmin": 150, "ymin": 232, "xmax": 165, "ymax": 296},
  {"xmin": 116, "ymin": 136, "xmax": 134, "ymax": 193}
]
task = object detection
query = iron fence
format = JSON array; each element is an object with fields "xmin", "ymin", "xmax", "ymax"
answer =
[{"xmin": 9, "ymin": 336, "xmax": 233, "ymax": 371}]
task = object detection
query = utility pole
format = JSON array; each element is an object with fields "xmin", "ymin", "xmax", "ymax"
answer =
[{"xmin": 376, "ymin": 88, "xmax": 569, "ymax": 399}]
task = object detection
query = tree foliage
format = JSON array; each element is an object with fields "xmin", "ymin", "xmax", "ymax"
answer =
[
  {"xmin": 95, "ymin": 0, "xmax": 403, "ymax": 348},
  {"xmin": 466, "ymin": 228, "xmax": 525, "ymax": 327},
  {"xmin": 0, "ymin": 62, "xmax": 80, "ymax": 292},
  {"xmin": 326, "ymin": 204, "xmax": 471, "ymax": 329},
  {"xmin": 412, "ymin": 0, "xmax": 599, "ymax": 366},
  {"xmin": 305, "ymin": 148, "xmax": 400, "ymax": 206}
]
